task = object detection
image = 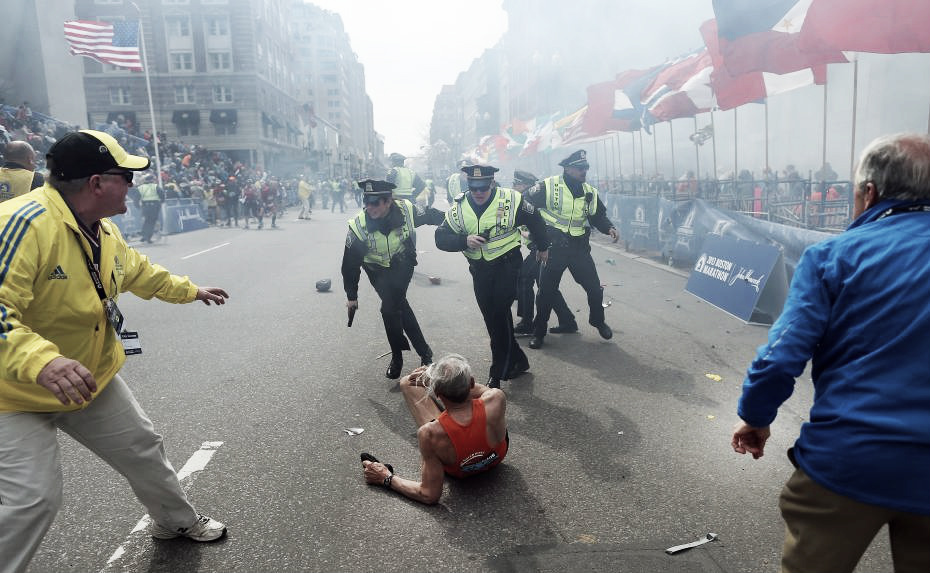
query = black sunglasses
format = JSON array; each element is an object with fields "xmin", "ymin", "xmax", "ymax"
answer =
[{"xmin": 100, "ymin": 171, "xmax": 134, "ymax": 183}]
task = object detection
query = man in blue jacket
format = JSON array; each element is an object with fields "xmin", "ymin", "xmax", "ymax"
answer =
[{"xmin": 732, "ymin": 133, "xmax": 930, "ymax": 573}]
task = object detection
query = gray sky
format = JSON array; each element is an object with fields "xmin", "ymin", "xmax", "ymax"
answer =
[{"xmin": 306, "ymin": 0, "xmax": 509, "ymax": 156}]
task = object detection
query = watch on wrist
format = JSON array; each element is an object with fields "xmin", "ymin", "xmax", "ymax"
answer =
[{"xmin": 383, "ymin": 474, "xmax": 394, "ymax": 488}]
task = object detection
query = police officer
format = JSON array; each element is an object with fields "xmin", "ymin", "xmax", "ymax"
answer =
[
  {"xmin": 386, "ymin": 152, "xmax": 425, "ymax": 203},
  {"xmin": 136, "ymin": 173, "xmax": 163, "ymax": 243},
  {"xmin": 528, "ymin": 150, "xmax": 619, "ymax": 350},
  {"xmin": 511, "ymin": 170, "xmax": 576, "ymax": 336},
  {"xmin": 445, "ymin": 160, "xmax": 467, "ymax": 204},
  {"xmin": 435, "ymin": 164, "xmax": 550, "ymax": 389},
  {"xmin": 0, "ymin": 141, "xmax": 43, "ymax": 202},
  {"xmin": 342, "ymin": 179, "xmax": 445, "ymax": 379}
]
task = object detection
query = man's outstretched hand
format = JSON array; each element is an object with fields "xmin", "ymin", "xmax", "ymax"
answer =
[{"xmin": 731, "ymin": 421, "xmax": 771, "ymax": 460}]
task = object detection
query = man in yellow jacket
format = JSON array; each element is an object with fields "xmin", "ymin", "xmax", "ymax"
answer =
[
  {"xmin": 0, "ymin": 141, "xmax": 44, "ymax": 202},
  {"xmin": 0, "ymin": 130, "xmax": 230, "ymax": 573}
]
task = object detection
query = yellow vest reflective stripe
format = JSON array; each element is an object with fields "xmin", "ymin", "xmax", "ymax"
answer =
[
  {"xmin": 539, "ymin": 176, "xmax": 597, "ymax": 236},
  {"xmin": 0, "ymin": 168, "xmax": 35, "ymax": 202},
  {"xmin": 392, "ymin": 167, "xmax": 415, "ymax": 199},
  {"xmin": 445, "ymin": 187, "xmax": 521, "ymax": 261},
  {"xmin": 348, "ymin": 199, "xmax": 416, "ymax": 268}
]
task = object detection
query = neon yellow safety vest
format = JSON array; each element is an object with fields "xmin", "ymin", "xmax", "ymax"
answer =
[
  {"xmin": 0, "ymin": 168, "xmax": 35, "ymax": 202},
  {"xmin": 138, "ymin": 182, "xmax": 160, "ymax": 202},
  {"xmin": 446, "ymin": 172, "xmax": 463, "ymax": 200},
  {"xmin": 445, "ymin": 187, "xmax": 522, "ymax": 261},
  {"xmin": 392, "ymin": 167, "xmax": 416, "ymax": 199},
  {"xmin": 347, "ymin": 199, "xmax": 416, "ymax": 268},
  {"xmin": 538, "ymin": 175, "xmax": 598, "ymax": 236}
]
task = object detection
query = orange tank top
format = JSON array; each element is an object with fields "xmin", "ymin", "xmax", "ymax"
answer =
[{"xmin": 437, "ymin": 399, "xmax": 508, "ymax": 478}]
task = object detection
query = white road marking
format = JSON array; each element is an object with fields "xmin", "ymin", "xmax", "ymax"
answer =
[
  {"xmin": 100, "ymin": 441, "xmax": 224, "ymax": 572},
  {"xmin": 181, "ymin": 243, "xmax": 230, "ymax": 260}
]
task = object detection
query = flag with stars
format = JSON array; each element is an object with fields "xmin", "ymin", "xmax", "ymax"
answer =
[{"xmin": 64, "ymin": 20, "xmax": 143, "ymax": 71}]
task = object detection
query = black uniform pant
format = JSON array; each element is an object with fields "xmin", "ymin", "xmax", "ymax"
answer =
[
  {"xmin": 517, "ymin": 250, "xmax": 574, "ymax": 325},
  {"xmin": 469, "ymin": 250, "xmax": 527, "ymax": 379},
  {"xmin": 534, "ymin": 242, "xmax": 605, "ymax": 337},
  {"xmin": 140, "ymin": 201, "xmax": 161, "ymax": 242},
  {"xmin": 365, "ymin": 264, "xmax": 431, "ymax": 359}
]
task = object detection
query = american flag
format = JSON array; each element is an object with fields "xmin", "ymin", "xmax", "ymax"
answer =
[{"xmin": 64, "ymin": 20, "xmax": 143, "ymax": 71}]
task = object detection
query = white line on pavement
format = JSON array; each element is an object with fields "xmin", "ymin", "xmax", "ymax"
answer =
[
  {"xmin": 181, "ymin": 243, "xmax": 230, "ymax": 260},
  {"xmin": 100, "ymin": 441, "xmax": 225, "ymax": 572}
]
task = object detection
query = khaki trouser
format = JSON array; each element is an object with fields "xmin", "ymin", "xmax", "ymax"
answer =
[
  {"xmin": 779, "ymin": 468, "xmax": 930, "ymax": 573},
  {"xmin": 0, "ymin": 375, "xmax": 198, "ymax": 573}
]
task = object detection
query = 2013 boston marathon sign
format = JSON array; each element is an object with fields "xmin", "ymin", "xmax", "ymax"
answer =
[{"xmin": 685, "ymin": 234, "xmax": 788, "ymax": 325}]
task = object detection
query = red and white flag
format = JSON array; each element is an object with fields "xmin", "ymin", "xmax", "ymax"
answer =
[{"xmin": 64, "ymin": 20, "xmax": 143, "ymax": 71}]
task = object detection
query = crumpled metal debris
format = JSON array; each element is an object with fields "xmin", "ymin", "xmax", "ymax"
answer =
[
  {"xmin": 665, "ymin": 532, "xmax": 718, "ymax": 555},
  {"xmin": 344, "ymin": 427, "xmax": 364, "ymax": 436}
]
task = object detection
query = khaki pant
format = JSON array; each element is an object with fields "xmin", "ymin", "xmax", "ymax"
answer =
[
  {"xmin": 0, "ymin": 375, "xmax": 198, "ymax": 573},
  {"xmin": 779, "ymin": 468, "xmax": 930, "ymax": 573}
]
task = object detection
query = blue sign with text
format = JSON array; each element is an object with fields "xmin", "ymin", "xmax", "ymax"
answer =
[{"xmin": 685, "ymin": 234, "xmax": 785, "ymax": 323}]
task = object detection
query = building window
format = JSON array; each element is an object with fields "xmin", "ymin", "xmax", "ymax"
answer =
[
  {"xmin": 169, "ymin": 52, "xmax": 194, "ymax": 71},
  {"xmin": 174, "ymin": 85, "xmax": 196, "ymax": 104},
  {"xmin": 205, "ymin": 16, "xmax": 229, "ymax": 36},
  {"xmin": 214, "ymin": 124, "xmax": 236, "ymax": 135},
  {"xmin": 208, "ymin": 52, "xmax": 232, "ymax": 71},
  {"xmin": 178, "ymin": 123, "xmax": 199, "ymax": 136},
  {"xmin": 165, "ymin": 16, "xmax": 191, "ymax": 37},
  {"xmin": 212, "ymin": 86, "xmax": 233, "ymax": 103},
  {"xmin": 109, "ymin": 87, "xmax": 131, "ymax": 105}
]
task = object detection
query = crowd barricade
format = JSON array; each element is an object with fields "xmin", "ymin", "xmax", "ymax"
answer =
[{"xmin": 161, "ymin": 198, "xmax": 209, "ymax": 234}]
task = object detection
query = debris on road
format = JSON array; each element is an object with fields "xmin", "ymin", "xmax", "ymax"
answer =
[{"xmin": 665, "ymin": 532, "xmax": 719, "ymax": 555}]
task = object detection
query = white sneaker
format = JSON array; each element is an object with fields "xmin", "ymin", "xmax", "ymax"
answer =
[{"xmin": 151, "ymin": 513, "xmax": 227, "ymax": 542}]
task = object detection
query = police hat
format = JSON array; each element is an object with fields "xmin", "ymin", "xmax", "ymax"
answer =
[
  {"xmin": 558, "ymin": 149, "xmax": 589, "ymax": 169},
  {"xmin": 513, "ymin": 170, "xmax": 538, "ymax": 186},
  {"xmin": 389, "ymin": 152, "xmax": 406, "ymax": 164},
  {"xmin": 315, "ymin": 278, "xmax": 332, "ymax": 292},
  {"xmin": 461, "ymin": 164, "xmax": 499, "ymax": 189},
  {"xmin": 46, "ymin": 130, "xmax": 150, "ymax": 180},
  {"xmin": 357, "ymin": 178, "xmax": 395, "ymax": 203}
]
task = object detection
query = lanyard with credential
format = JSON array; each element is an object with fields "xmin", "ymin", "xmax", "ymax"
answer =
[{"xmin": 71, "ymin": 230, "xmax": 142, "ymax": 355}]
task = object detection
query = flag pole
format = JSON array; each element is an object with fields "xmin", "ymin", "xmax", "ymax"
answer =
[
  {"xmin": 711, "ymin": 108, "xmax": 718, "ymax": 183},
  {"xmin": 733, "ymin": 107, "xmax": 738, "ymax": 178},
  {"xmin": 694, "ymin": 117, "xmax": 700, "ymax": 181},
  {"xmin": 764, "ymin": 99, "xmax": 770, "ymax": 172},
  {"xmin": 630, "ymin": 131, "xmax": 637, "ymax": 180},
  {"xmin": 669, "ymin": 121, "xmax": 676, "ymax": 180},
  {"xmin": 652, "ymin": 129, "xmax": 658, "ymax": 176},
  {"xmin": 132, "ymin": 3, "xmax": 163, "ymax": 186},
  {"xmin": 821, "ymin": 75, "xmax": 828, "ymax": 177},
  {"xmin": 615, "ymin": 132, "xmax": 623, "ymax": 185},
  {"xmin": 638, "ymin": 130, "xmax": 645, "ymax": 178},
  {"xmin": 849, "ymin": 57, "xmax": 859, "ymax": 179}
]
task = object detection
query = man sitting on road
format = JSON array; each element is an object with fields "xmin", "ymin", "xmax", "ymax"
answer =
[{"xmin": 361, "ymin": 354, "xmax": 508, "ymax": 504}]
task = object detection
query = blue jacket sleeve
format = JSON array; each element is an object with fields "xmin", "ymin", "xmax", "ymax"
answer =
[{"xmin": 737, "ymin": 245, "xmax": 832, "ymax": 427}]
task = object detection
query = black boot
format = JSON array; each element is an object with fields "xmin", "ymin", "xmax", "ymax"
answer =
[{"xmin": 385, "ymin": 353, "xmax": 403, "ymax": 379}]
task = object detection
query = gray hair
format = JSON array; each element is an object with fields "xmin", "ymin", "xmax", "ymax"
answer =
[
  {"xmin": 854, "ymin": 133, "xmax": 930, "ymax": 201},
  {"xmin": 47, "ymin": 172, "xmax": 90, "ymax": 196},
  {"xmin": 424, "ymin": 354, "xmax": 472, "ymax": 403}
]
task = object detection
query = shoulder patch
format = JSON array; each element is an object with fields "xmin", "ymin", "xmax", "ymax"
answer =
[{"xmin": 522, "ymin": 201, "xmax": 535, "ymax": 214}]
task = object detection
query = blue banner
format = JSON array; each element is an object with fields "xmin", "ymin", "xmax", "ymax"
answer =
[{"xmin": 685, "ymin": 234, "xmax": 787, "ymax": 324}]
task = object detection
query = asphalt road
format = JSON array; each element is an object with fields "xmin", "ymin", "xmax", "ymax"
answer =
[{"xmin": 27, "ymin": 200, "xmax": 893, "ymax": 573}]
